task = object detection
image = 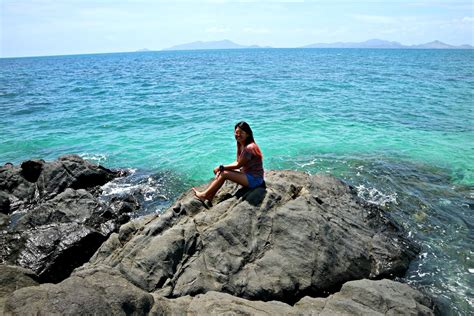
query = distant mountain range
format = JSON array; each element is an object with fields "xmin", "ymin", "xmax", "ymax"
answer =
[
  {"xmin": 161, "ymin": 39, "xmax": 472, "ymax": 51},
  {"xmin": 301, "ymin": 39, "xmax": 473, "ymax": 49},
  {"xmin": 163, "ymin": 40, "xmax": 271, "ymax": 51}
]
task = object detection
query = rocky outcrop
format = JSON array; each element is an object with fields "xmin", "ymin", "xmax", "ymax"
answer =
[
  {"xmin": 293, "ymin": 278, "xmax": 434, "ymax": 315},
  {"xmin": 0, "ymin": 265, "xmax": 38, "ymax": 313},
  {"xmin": 81, "ymin": 170, "xmax": 419, "ymax": 303},
  {"xmin": 0, "ymin": 155, "xmax": 135, "ymax": 283},
  {"xmin": 3, "ymin": 266, "xmax": 153, "ymax": 315},
  {"xmin": 1, "ymin": 168, "xmax": 434, "ymax": 315},
  {"xmin": 0, "ymin": 155, "xmax": 123, "ymax": 213},
  {"xmin": 2, "ymin": 272, "xmax": 433, "ymax": 315},
  {"xmin": 150, "ymin": 279, "xmax": 434, "ymax": 315}
]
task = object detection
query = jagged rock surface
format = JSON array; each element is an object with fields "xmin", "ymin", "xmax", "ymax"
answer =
[
  {"xmin": 3, "ymin": 267, "xmax": 153, "ymax": 315},
  {"xmin": 1, "ymin": 169, "xmax": 435, "ymax": 315},
  {"xmin": 293, "ymin": 278, "xmax": 434, "ymax": 315},
  {"xmin": 150, "ymin": 279, "xmax": 434, "ymax": 315},
  {"xmin": 0, "ymin": 155, "xmax": 135, "ymax": 283},
  {"xmin": 81, "ymin": 170, "xmax": 419, "ymax": 303}
]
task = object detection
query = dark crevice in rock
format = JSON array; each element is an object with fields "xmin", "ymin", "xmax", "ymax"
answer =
[
  {"xmin": 20, "ymin": 160, "xmax": 44, "ymax": 183},
  {"xmin": 288, "ymin": 283, "xmax": 344, "ymax": 306},
  {"xmin": 290, "ymin": 184, "xmax": 303, "ymax": 199},
  {"xmin": 38, "ymin": 231, "xmax": 108, "ymax": 283},
  {"xmin": 314, "ymin": 196, "xmax": 324, "ymax": 205}
]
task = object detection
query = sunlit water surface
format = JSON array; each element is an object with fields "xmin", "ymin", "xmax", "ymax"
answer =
[{"xmin": 1, "ymin": 49, "xmax": 472, "ymax": 314}]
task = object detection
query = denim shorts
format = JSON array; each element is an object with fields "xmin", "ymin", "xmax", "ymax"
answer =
[{"xmin": 246, "ymin": 173, "xmax": 264, "ymax": 189}]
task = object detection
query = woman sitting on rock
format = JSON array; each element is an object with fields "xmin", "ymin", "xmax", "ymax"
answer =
[{"xmin": 193, "ymin": 121, "xmax": 264, "ymax": 203}]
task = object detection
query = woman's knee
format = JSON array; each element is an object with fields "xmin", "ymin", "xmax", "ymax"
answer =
[{"xmin": 222, "ymin": 171, "xmax": 235, "ymax": 180}]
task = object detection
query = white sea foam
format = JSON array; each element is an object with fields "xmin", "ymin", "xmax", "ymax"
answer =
[
  {"xmin": 100, "ymin": 170, "xmax": 169, "ymax": 204},
  {"xmin": 79, "ymin": 153, "xmax": 107, "ymax": 164},
  {"xmin": 297, "ymin": 158, "xmax": 318, "ymax": 168},
  {"xmin": 101, "ymin": 180, "xmax": 164, "ymax": 201},
  {"xmin": 356, "ymin": 184, "xmax": 397, "ymax": 207},
  {"xmin": 438, "ymin": 198, "xmax": 452, "ymax": 205}
]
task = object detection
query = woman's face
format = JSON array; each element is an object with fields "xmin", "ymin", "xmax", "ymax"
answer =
[{"xmin": 234, "ymin": 127, "xmax": 247, "ymax": 143}]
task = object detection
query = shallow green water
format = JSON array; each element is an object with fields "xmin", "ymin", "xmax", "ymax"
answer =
[{"xmin": 1, "ymin": 48, "xmax": 472, "ymax": 314}]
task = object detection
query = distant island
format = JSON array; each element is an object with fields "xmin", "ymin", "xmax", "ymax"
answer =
[
  {"xmin": 163, "ymin": 40, "xmax": 271, "ymax": 51},
  {"xmin": 301, "ymin": 39, "xmax": 473, "ymax": 49},
  {"xmin": 160, "ymin": 39, "xmax": 472, "ymax": 51}
]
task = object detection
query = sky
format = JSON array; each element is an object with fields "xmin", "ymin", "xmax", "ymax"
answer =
[{"xmin": 1, "ymin": 0, "xmax": 473, "ymax": 57}]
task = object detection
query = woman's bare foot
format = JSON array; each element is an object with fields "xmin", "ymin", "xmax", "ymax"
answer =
[{"xmin": 192, "ymin": 188, "xmax": 208, "ymax": 202}]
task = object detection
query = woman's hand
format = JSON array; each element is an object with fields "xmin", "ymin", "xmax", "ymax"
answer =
[{"xmin": 213, "ymin": 166, "xmax": 220, "ymax": 174}]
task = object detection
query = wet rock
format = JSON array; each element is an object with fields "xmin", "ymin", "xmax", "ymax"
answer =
[
  {"xmin": 4, "ymin": 267, "xmax": 153, "ymax": 315},
  {"xmin": 82, "ymin": 170, "xmax": 419, "ymax": 304},
  {"xmin": 0, "ymin": 214, "xmax": 8, "ymax": 229},
  {"xmin": 0, "ymin": 156, "xmax": 133, "ymax": 283},
  {"xmin": 14, "ymin": 223, "xmax": 109, "ymax": 283},
  {"xmin": 14, "ymin": 189, "xmax": 101, "ymax": 229},
  {"xmin": 36, "ymin": 154, "xmax": 121, "ymax": 202},
  {"xmin": 0, "ymin": 154, "xmax": 122, "ymax": 213},
  {"xmin": 0, "ymin": 191, "xmax": 10, "ymax": 214},
  {"xmin": 0, "ymin": 165, "xmax": 36, "ymax": 209},
  {"xmin": 0, "ymin": 189, "xmax": 134, "ymax": 283}
]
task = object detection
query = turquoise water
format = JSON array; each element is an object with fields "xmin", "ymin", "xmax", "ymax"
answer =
[{"xmin": 0, "ymin": 49, "xmax": 473, "ymax": 314}]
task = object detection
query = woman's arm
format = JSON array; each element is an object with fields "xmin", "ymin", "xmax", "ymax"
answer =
[
  {"xmin": 214, "ymin": 161, "xmax": 239, "ymax": 174},
  {"xmin": 225, "ymin": 160, "xmax": 241, "ymax": 170},
  {"xmin": 214, "ymin": 146, "xmax": 252, "ymax": 174},
  {"xmin": 214, "ymin": 156, "xmax": 249, "ymax": 174}
]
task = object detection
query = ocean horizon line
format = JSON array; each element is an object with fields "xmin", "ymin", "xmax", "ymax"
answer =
[{"xmin": 2, "ymin": 45, "xmax": 473, "ymax": 60}]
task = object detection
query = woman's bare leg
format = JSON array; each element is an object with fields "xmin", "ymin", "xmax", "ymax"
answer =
[{"xmin": 193, "ymin": 170, "xmax": 249, "ymax": 201}]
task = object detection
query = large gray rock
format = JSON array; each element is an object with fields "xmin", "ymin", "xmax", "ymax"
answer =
[
  {"xmin": 0, "ymin": 155, "xmax": 122, "ymax": 213},
  {"xmin": 82, "ymin": 170, "xmax": 419, "ymax": 303},
  {"xmin": 294, "ymin": 279, "xmax": 434, "ymax": 315},
  {"xmin": 2, "ymin": 170, "xmax": 434, "ymax": 315},
  {"xmin": 0, "ymin": 156, "xmax": 135, "ymax": 283},
  {"xmin": 0, "ymin": 265, "xmax": 38, "ymax": 313},
  {"xmin": 150, "ymin": 279, "xmax": 434, "ymax": 315},
  {"xmin": 3, "ymin": 266, "xmax": 154, "ymax": 315},
  {"xmin": 150, "ymin": 291, "xmax": 294, "ymax": 315}
]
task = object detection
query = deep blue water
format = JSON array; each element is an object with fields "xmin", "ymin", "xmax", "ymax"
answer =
[{"xmin": 0, "ymin": 48, "xmax": 473, "ymax": 314}]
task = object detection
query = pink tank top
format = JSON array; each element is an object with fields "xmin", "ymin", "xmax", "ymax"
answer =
[{"xmin": 238, "ymin": 143, "xmax": 264, "ymax": 178}]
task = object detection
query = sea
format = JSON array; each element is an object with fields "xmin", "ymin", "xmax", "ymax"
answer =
[{"xmin": 0, "ymin": 48, "xmax": 472, "ymax": 315}]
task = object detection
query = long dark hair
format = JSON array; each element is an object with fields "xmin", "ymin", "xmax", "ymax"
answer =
[
  {"xmin": 235, "ymin": 121, "xmax": 263, "ymax": 159},
  {"xmin": 235, "ymin": 121, "xmax": 255, "ymax": 145}
]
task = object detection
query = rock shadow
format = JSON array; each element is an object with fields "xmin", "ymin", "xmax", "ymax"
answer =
[{"xmin": 233, "ymin": 181, "xmax": 267, "ymax": 207}]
